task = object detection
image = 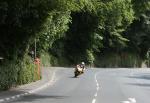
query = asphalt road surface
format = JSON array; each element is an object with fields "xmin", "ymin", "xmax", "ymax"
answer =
[{"xmin": 6, "ymin": 68, "xmax": 150, "ymax": 103}]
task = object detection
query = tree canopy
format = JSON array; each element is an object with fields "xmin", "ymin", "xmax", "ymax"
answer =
[{"xmin": 0, "ymin": 0, "xmax": 150, "ymax": 89}]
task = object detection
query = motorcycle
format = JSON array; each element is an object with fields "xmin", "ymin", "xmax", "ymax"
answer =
[{"xmin": 74, "ymin": 65, "xmax": 85, "ymax": 77}]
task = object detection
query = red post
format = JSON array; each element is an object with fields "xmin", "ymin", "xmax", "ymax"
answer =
[{"xmin": 34, "ymin": 58, "xmax": 41, "ymax": 80}]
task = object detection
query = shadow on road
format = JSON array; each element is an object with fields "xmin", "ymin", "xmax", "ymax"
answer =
[
  {"xmin": 69, "ymin": 76, "xmax": 79, "ymax": 78},
  {"xmin": 127, "ymin": 83, "xmax": 150, "ymax": 87},
  {"xmin": 127, "ymin": 73, "xmax": 150, "ymax": 87},
  {"xmin": 128, "ymin": 73, "xmax": 150, "ymax": 80},
  {"xmin": 0, "ymin": 90, "xmax": 25, "ymax": 99},
  {"xmin": 10, "ymin": 94, "xmax": 68, "ymax": 103}
]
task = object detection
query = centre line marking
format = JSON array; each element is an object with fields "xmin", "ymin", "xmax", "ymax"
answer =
[
  {"xmin": 94, "ymin": 93, "xmax": 97, "ymax": 97},
  {"xmin": 128, "ymin": 98, "xmax": 136, "ymax": 103},
  {"xmin": 121, "ymin": 98, "xmax": 136, "ymax": 103},
  {"xmin": 92, "ymin": 72, "xmax": 101, "ymax": 103},
  {"xmin": 121, "ymin": 101, "xmax": 130, "ymax": 103},
  {"xmin": 92, "ymin": 98, "xmax": 96, "ymax": 103},
  {"xmin": 0, "ymin": 99, "xmax": 4, "ymax": 102},
  {"xmin": 97, "ymin": 86, "xmax": 99, "ymax": 91}
]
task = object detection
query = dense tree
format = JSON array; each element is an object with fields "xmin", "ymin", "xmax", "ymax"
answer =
[
  {"xmin": 125, "ymin": 10, "xmax": 150, "ymax": 59},
  {"xmin": 95, "ymin": 0, "xmax": 134, "ymax": 51},
  {"xmin": 132, "ymin": 0, "xmax": 150, "ymax": 17},
  {"xmin": 0, "ymin": 0, "xmax": 150, "ymax": 90}
]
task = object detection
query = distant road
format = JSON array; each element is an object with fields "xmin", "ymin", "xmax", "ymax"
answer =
[{"xmin": 7, "ymin": 68, "xmax": 150, "ymax": 103}]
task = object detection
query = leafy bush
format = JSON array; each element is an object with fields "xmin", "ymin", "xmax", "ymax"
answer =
[
  {"xmin": 17, "ymin": 55, "xmax": 39, "ymax": 85},
  {"xmin": 94, "ymin": 52, "xmax": 142, "ymax": 68},
  {"xmin": 0, "ymin": 60, "xmax": 19, "ymax": 90},
  {"xmin": 0, "ymin": 55, "xmax": 39, "ymax": 90},
  {"xmin": 40, "ymin": 52, "xmax": 51, "ymax": 67},
  {"xmin": 86, "ymin": 50, "xmax": 95, "ymax": 66}
]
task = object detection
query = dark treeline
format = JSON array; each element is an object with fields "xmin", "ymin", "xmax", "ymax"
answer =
[{"xmin": 0, "ymin": 0, "xmax": 150, "ymax": 89}]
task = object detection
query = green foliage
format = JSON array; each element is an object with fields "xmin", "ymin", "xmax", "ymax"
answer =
[
  {"xmin": 40, "ymin": 52, "xmax": 51, "ymax": 67},
  {"xmin": 96, "ymin": 0, "xmax": 134, "ymax": 49},
  {"xmin": 1, "ymin": 0, "xmax": 150, "ymax": 90},
  {"xmin": 0, "ymin": 60, "xmax": 19, "ymax": 90},
  {"xmin": 63, "ymin": 11, "xmax": 99, "ymax": 64},
  {"xmin": 37, "ymin": 11, "xmax": 71, "ymax": 51},
  {"xmin": 94, "ymin": 52, "xmax": 142, "ymax": 68},
  {"xmin": 125, "ymin": 10, "xmax": 150, "ymax": 59},
  {"xmin": 17, "ymin": 55, "xmax": 38, "ymax": 85},
  {"xmin": 0, "ymin": 0, "xmax": 50, "ymax": 60},
  {"xmin": 0, "ymin": 55, "xmax": 38, "ymax": 90},
  {"xmin": 146, "ymin": 49, "xmax": 150, "ymax": 67},
  {"xmin": 132, "ymin": 0, "xmax": 150, "ymax": 17},
  {"xmin": 0, "ymin": 0, "xmax": 54, "ymax": 89},
  {"xmin": 86, "ymin": 50, "xmax": 95, "ymax": 65}
]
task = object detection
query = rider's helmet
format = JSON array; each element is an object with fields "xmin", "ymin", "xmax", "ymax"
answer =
[{"xmin": 81, "ymin": 62, "xmax": 85, "ymax": 65}]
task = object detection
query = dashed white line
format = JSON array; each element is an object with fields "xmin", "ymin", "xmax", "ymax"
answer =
[
  {"xmin": 20, "ymin": 94, "xmax": 25, "ymax": 96},
  {"xmin": 5, "ymin": 98, "xmax": 10, "ymax": 101},
  {"xmin": 94, "ymin": 93, "xmax": 97, "ymax": 97},
  {"xmin": 97, "ymin": 86, "xmax": 99, "ymax": 91},
  {"xmin": 0, "ymin": 99, "xmax": 4, "ymax": 102},
  {"xmin": 16, "ymin": 95, "xmax": 21, "ymax": 98},
  {"xmin": 92, "ymin": 72, "xmax": 100, "ymax": 103},
  {"xmin": 121, "ymin": 98, "xmax": 136, "ymax": 103},
  {"xmin": 24, "ymin": 93, "xmax": 28, "ymax": 95},
  {"xmin": 11, "ymin": 96, "xmax": 16, "ymax": 99},
  {"xmin": 121, "ymin": 101, "xmax": 130, "ymax": 103},
  {"xmin": 128, "ymin": 98, "xmax": 136, "ymax": 103},
  {"xmin": 96, "ymin": 82, "xmax": 99, "ymax": 86},
  {"xmin": 92, "ymin": 98, "xmax": 96, "ymax": 103}
]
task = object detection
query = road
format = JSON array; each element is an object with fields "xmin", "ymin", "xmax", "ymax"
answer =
[{"xmin": 6, "ymin": 68, "xmax": 150, "ymax": 103}]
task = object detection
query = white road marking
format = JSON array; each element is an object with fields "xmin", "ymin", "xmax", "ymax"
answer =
[
  {"xmin": 92, "ymin": 98, "xmax": 96, "ymax": 103},
  {"xmin": 16, "ymin": 95, "xmax": 21, "ymax": 98},
  {"xmin": 96, "ymin": 83, "xmax": 99, "ymax": 86},
  {"xmin": 97, "ymin": 86, "xmax": 99, "ymax": 91},
  {"xmin": 92, "ymin": 72, "xmax": 101, "ymax": 103},
  {"xmin": 121, "ymin": 101, "xmax": 130, "ymax": 103},
  {"xmin": 24, "ymin": 93, "xmax": 28, "ymax": 95},
  {"xmin": 121, "ymin": 98, "xmax": 136, "ymax": 103},
  {"xmin": 28, "ymin": 90, "xmax": 34, "ymax": 94},
  {"xmin": 128, "ymin": 98, "xmax": 136, "ymax": 103},
  {"xmin": 20, "ymin": 94, "xmax": 25, "ymax": 96},
  {"xmin": 5, "ymin": 98, "xmax": 10, "ymax": 101},
  {"xmin": 0, "ymin": 99, "xmax": 4, "ymax": 102},
  {"xmin": 11, "ymin": 96, "xmax": 16, "ymax": 99},
  {"xmin": 94, "ymin": 93, "xmax": 97, "ymax": 97}
]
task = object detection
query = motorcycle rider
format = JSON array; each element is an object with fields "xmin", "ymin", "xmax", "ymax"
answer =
[
  {"xmin": 80, "ymin": 62, "xmax": 85, "ymax": 70},
  {"xmin": 74, "ymin": 62, "xmax": 86, "ymax": 77},
  {"xmin": 76, "ymin": 62, "xmax": 85, "ymax": 73}
]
